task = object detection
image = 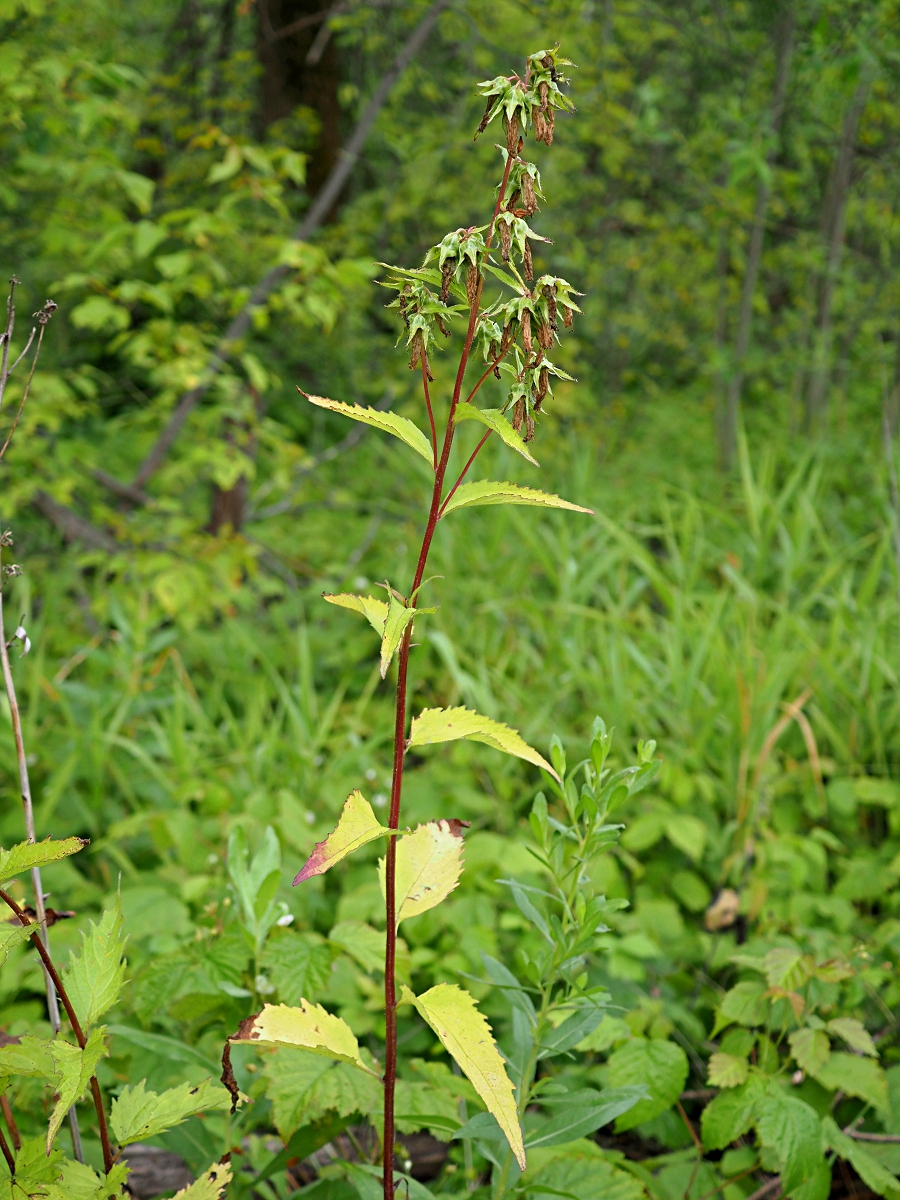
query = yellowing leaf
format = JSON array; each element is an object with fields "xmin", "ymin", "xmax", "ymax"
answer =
[
  {"xmin": 707, "ymin": 1052, "xmax": 749, "ymax": 1089},
  {"xmin": 110, "ymin": 1078, "xmax": 231, "ymax": 1145},
  {"xmin": 322, "ymin": 592, "xmax": 389, "ymax": 636},
  {"xmin": 440, "ymin": 480, "xmax": 592, "ymax": 516},
  {"xmin": 378, "ymin": 821, "xmax": 466, "ymax": 926},
  {"xmin": 303, "ymin": 393, "xmax": 433, "ymax": 464},
  {"xmin": 407, "ymin": 706, "xmax": 559, "ymax": 781},
  {"xmin": 380, "ymin": 591, "xmax": 415, "ymax": 679},
  {"xmin": 230, "ymin": 1001, "xmax": 378, "ymax": 1077},
  {"xmin": 172, "ymin": 1162, "xmax": 233, "ymax": 1200},
  {"xmin": 0, "ymin": 836, "xmax": 87, "ymax": 885},
  {"xmin": 402, "ymin": 982, "xmax": 524, "ymax": 1170},
  {"xmin": 293, "ymin": 791, "xmax": 389, "ymax": 884},
  {"xmin": 454, "ymin": 407, "xmax": 539, "ymax": 465}
]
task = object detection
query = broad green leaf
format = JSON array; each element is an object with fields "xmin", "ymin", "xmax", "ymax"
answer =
[
  {"xmin": 714, "ymin": 980, "xmax": 769, "ymax": 1032},
  {"xmin": 663, "ymin": 814, "xmax": 707, "ymax": 860},
  {"xmin": 756, "ymin": 1087, "xmax": 825, "ymax": 1195},
  {"xmin": 378, "ymin": 820, "xmax": 465, "ymax": 926},
  {"xmin": 0, "ymin": 1034, "xmax": 55, "ymax": 1082},
  {"xmin": 230, "ymin": 1000, "xmax": 378, "ymax": 1076},
  {"xmin": 322, "ymin": 592, "xmax": 389, "ymax": 636},
  {"xmin": 263, "ymin": 1047, "xmax": 381, "ymax": 1139},
  {"xmin": 765, "ymin": 948, "xmax": 810, "ymax": 990},
  {"xmin": 0, "ymin": 836, "xmax": 87, "ymax": 885},
  {"xmin": 45, "ymin": 1159, "xmax": 129, "ymax": 1200},
  {"xmin": 789, "ymin": 1028, "xmax": 831, "ymax": 1076},
  {"xmin": 0, "ymin": 921, "xmax": 34, "ymax": 966},
  {"xmin": 523, "ymin": 1141, "xmax": 646, "ymax": 1200},
  {"xmin": 827, "ymin": 1017, "xmax": 878, "ymax": 1056},
  {"xmin": 708, "ymin": 1051, "xmax": 749, "ymax": 1088},
  {"xmin": 814, "ymin": 1052, "xmax": 889, "ymax": 1113},
  {"xmin": 401, "ymin": 982, "xmax": 525, "ymax": 1170},
  {"xmin": 303, "ymin": 393, "xmax": 433, "ymax": 464},
  {"xmin": 110, "ymin": 1078, "xmax": 231, "ymax": 1145},
  {"xmin": 454, "ymin": 406, "xmax": 539, "ymax": 465},
  {"xmin": 62, "ymin": 897, "xmax": 127, "ymax": 1029},
  {"xmin": 440, "ymin": 480, "xmax": 592, "ymax": 517},
  {"xmin": 48, "ymin": 1029, "xmax": 108, "ymax": 1152},
  {"xmin": 607, "ymin": 1038, "xmax": 688, "ymax": 1130},
  {"xmin": 823, "ymin": 1116, "xmax": 900, "ymax": 1200},
  {"xmin": 407, "ymin": 706, "xmax": 559, "ymax": 780},
  {"xmin": 701, "ymin": 1076, "xmax": 765, "ymax": 1150},
  {"xmin": 293, "ymin": 791, "xmax": 389, "ymax": 884},
  {"xmin": 172, "ymin": 1163, "xmax": 233, "ymax": 1200},
  {"xmin": 259, "ymin": 932, "xmax": 332, "ymax": 1005},
  {"xmin": 525, "ymin": 1087, "xmax": 645, "ymax": 1148},
  {"xmin": 329, "ymin": 919, "xmax": 386, "ymax": 974},
  {"xmin": 380, "ymin": 592, "xmax": 415, "ymax": 679}
]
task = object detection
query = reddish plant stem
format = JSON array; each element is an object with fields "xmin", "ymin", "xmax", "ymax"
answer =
[
  {"xmin": 439, "ymin": 431, "xmax": 492, "ymax": 517},
  {"xmin": 0, "ymin": 1122, "xmax": 13, "ymax": 1175},
  {"xmin": 463, "ymin": 351, "xmax": 509, "ymax": 407},
  {"xmin": 422, "ymin": 359, "xmax": 437, "ymax": 468},
  {"xmin": 0, "ymin": 1096, "xmax": 20, "ymax": 1152},
  {"xmin": 0, "ymin": 889, "xmax": 114, "ymax": 1173}
]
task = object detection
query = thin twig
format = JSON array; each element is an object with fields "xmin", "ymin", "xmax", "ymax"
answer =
[
  {"xmin": 846, "ymin": 1131, "xmax": 900, "ymax": 1143},
  {"xmin": 0, "ymin": 277, "xmax": 18, "ymax": 415},
  {"xmin": 422, "ymin": 359, "xmax": 437, "ymax": 468},
  {"xmin": 0, "ymin": 322, "xmax": 47, "ymax": 464},
  {"xmin": 8, "ymin": 326, "xmax": 36, "ymax": 375},
  {"xmin": 0, "ymin": 1095, "xmax": 20, "ymax": 1151},
  {"xmin": 743, "ymin": 1177, "xmax": 781, "ymax": 1200},
  {"xmin": 0, "ymin": 889, "xmax": 111, "ymax": 1172},
  {"xmin": 676, "ymin": 1099, "xmax": 704, "ymax": 1155},
  {"xmin": 438, "ymin": 430, "xmax": 491, "ymax": 517}
]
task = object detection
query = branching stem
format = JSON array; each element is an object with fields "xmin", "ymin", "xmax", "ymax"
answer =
[
  {"xmin": 422, "ymin": 358, "xmax": 437, "ymax": 468},
  {"xmin": 439, "ymin": 431, "xmax": 492, "ymax": 517}
]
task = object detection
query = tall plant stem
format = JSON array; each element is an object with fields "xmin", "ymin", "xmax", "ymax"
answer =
[
  {"xmin": 381, "ymin": 146, "xmax": 516, "ymax": 1200},
  {"xmin": 0, "ymin": 592, "xmax": 85, "ymax": 1163},
  {"xmin": 0, "ymin": 889, "xmax": 112, "ymax": 1172},
  {"xmin": 0, "ymin": 1122, "xmax": 13, "ymax": 1175}
]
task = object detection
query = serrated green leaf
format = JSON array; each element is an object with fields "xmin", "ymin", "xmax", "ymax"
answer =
[
  {"xmin": 0, "ymin": 837, "xmax": 87, "ymax": 885},
  {"xmin": 714, "ymin": 980, "xmax": 769, "ymax": 1033},
  {"xmin": 263, "ymin": 1047, "xmax": 381, "ymax": 1139},
  {"xmin": 607, "ymin": 1038, "xmax": 688, "ymax": 1130},
  {"xmin": 701, "ymin": 1076, "xmax": 765, "ymax": 1150},
  {"xmin": 814, "ymin": 1053, "xmax": 889, "ymax": 1113},
  {"xmin": 523, "ymin": 1142, "xmax": 646, "ymax": 1200},
  {"xmin": 401, "ymin": 982, "xmax": 524, "ymax": 1170},
  {"xmin": 172, "ymin": 1162, "xmax": 233, "ymax": 1200},
  {"xmin": 378, "ymin": 820, "xmax": 465, "ymax": 926},
  {"xmin": 322, "ymin": 592, "xmax": 389, "ymax": 635},
  {"xmin": 48, "ymin": 1029, "xmax": 108, "ymax": 1152},
  {"xmin": 823, "ymin": 1116, "xmax": 900, "ymax": 1200},
  {"xmin": 259, "ymin": 932, "xmax": 332, "ymax": 1005},
  {"xmin": 111, "ymin": 1078, "xmax": 231, "ymax": 1146},
  {"xmin": 407, "ymin": 706, "xmax": 559, "ymax": 780},
  {"xmin": 62, "ymin": 897, "xmax": 127, "ymax": 1029},
  {"xmin": 708, "ymin": 1051, "xmax": 749, "ymax": 1088},
  {"xmin": 303, "ymin": 393, "xmax": 432, "ymax": 464},
  {"xmin": 525, "ymin": 1087, "xmax": 645, "ymax": 1148},
  {"xmin": 765, "ymin": 948, "xmax": 809, "ymax": 990},
  {"xmin": 0, "ymin": 1034, "xmax": 55, "ymax": 1082},
  {"xmin": 230, "ymin": 1001, "xmax": 378, "ymax": 1076},
  {"xmin": 789, "ymin": 1028, "xmax": 831, "ymax": 1075},
  {"xmin": 45, "ymin": 1159, "xmax": 129, "ymax": 1200},
  {"xmin": 454, "ymin": 407, "xmax": 539, "ymax": 465},
  {"xmin": 441, "ymin": 480, "xmax": 592, "ymax": 517},
  {"xmin": 756, "ymin": 1086, "xmax": 825, "ymax": 1195},
  {"xmin": 827, "ymin": 1018, "xmax": 878, "ymax": 1057},
  {"xmin": 294, "ymin": 791, "xmax": 389, "ymax": 884},
  {"xmin": 0, "ymin": 920, "xmax": 34, "ymax": 966},
  {"xmin": 380, "ymin": 591, "xmax": 416, "ymax": 679},
  {"xmin": 329, "ymin": 919, "xmax": 386, "ymax": 974}
]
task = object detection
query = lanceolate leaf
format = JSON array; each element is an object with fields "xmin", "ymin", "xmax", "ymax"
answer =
[
  {"xmin": 62, "ymin": 896, "xmax": 127, "ymax": 1029},
  {"xmin": 230, "ymin": 1001, "xmax": 379, "ymax": 1077},
  {"xmin": 378, "ymin": 821, "xmax": 466, "ymax": 926},
  {"xmin": 401, "ymin": 982, "xmax": 525, "ymax": 1170},
  {"xmin": 48, "ymin": 1028, "xmax": 108, "ymax": 1152},
  {"xmin": 0, "ymin": 836, "xmax": 87, "ymax": 885},
  {"xmin": 171, "ymin": 1163, "xmax": 233, "ymax": 1200},
  {"xmin": 454, "ymin": 407, "xmax": 539, "ymax": 465},
  {"xmin": 380, "ymin": 591, "xmax": 416, "ymax": 679},
  {"xmin": 302, "ymin": 393, "xmax": 433, "ymax": 465},
  {"xmin": 440, "ymin": 480, "xmax": 592, "ymax": 517},
  {"xmin": 322, "ymin": 592, "xmax": 389, "ymax": 636},
  {"xmin": 407, "ymin": 706, "xmax": 559, "ymax": 780},
  {"xmin": 294, "ymin": 791, "xmax": 390, "ymax": 884},
  {"xmin": 525, "ymin": 1086, "xmax": 645, "ymax": 1149},
  {"xmin": 111, "ymin": 1078, "xmax": 231, "ymax": 1145}
]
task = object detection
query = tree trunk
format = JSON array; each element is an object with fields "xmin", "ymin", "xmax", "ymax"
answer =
[
  {"xmin": 255, "ymin": 0, "xmax": 342, "ymax": 197},
  {"xmin": 804, "ymin": 75, "xmax": 871, "ymax": 431},
  {"xmin": 719, "ymin": 8, "xmax": 795, "ymax": 470}
]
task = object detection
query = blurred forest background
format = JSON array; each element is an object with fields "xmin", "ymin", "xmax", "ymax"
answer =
[{"xmin": 2, "ymin": 0, "xmax": 900, "ymax": 1191}]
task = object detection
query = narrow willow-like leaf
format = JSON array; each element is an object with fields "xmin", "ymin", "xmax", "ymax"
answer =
[
  {"xmin": 380, "ymin": 592, "xmax": 416, "ymax": 679},
  {"xmin": 322, "ymin": 592, "xmax": 389, "ymax": 635},
  {"xmin": 454, "ymin": 407, "xmax": 539, "ymax": 465},
  {"xmin": 401, "ymin": 982, "xmax": 524, "ymax": 1170},
  {"xmin": 441, "ymin": 480, "xmax": 592, "ymax": 516},
  {"xmin": 302, "ymin": 393, "xmax": 433, "ymax": 464},
  {"xmin": 0, "ymin": 836, "xmax": 87, "ymax": 885},
  {"xmin": 294, "ymin": 791, "xmax": 389, "ymax": 884},
  {"xmin": 230, "ymin": 1000, "xmax": 379, "ymax": 1077},
  {"xmin": 172, "ymin": 1163, "xmax": 233, "ymax": 1200},
  {"xmin": 378, "ymin": 820, "xmax": 466, "ymax": 926},
  {"xmin": 407, "ymin": 706, "xmax": 559, "ymax": 781}
]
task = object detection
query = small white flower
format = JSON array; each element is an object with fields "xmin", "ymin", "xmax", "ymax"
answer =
[{"xmin": 276, "ymin": 913, "xmax": 295, "ymax": 927}]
